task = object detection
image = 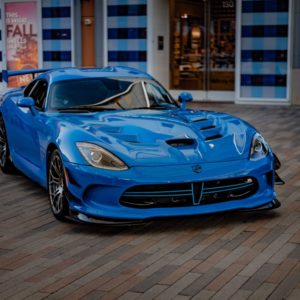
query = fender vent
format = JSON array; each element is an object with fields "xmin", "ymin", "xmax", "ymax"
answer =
[{"xmin": 166, "ymin": 138, "xmax": 195, "ymax": 147}]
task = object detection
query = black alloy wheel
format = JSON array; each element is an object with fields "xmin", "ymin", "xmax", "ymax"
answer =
[
  {"xmin": 0, "ymin": 116, "xmax": 15, "ymax": 173},
  {"xmin": 48, "ymin": 149, "xmax": 69, "ymax": 221}
]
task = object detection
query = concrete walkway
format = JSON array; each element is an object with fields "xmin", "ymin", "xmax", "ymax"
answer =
[{"xmin": 0, "ymin": 103, "xmax": 299, "ymax": 299}]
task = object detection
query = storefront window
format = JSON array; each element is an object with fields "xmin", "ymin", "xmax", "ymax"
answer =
[{"xmin": 170, "ymin": 0, "xmax": 236, "ymax": 91}]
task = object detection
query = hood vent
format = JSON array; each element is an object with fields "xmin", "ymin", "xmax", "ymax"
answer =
[
  {"xmin": 200, "ymin": 125, "xmax": 216, "ymax": 131},
  {"xmin": 166, "ymin": 138, "xmax": 195, "ymax": 147},
  {"xmin": 192, "ymin": 118, "xmax": 208, "ymax": 123},
  {"xmin": 205, "ymin": 134, "xmax": 223, "ymax": 141}
]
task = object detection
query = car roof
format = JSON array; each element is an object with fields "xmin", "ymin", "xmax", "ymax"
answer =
[{"xmin": 39, "ymin": 66, "xmax": 153, "ymax": 84}]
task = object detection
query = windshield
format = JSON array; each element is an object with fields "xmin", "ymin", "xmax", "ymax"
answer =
[{"xmin": 48, "ymin": 77, "xmax": 177, "ymax": 111}]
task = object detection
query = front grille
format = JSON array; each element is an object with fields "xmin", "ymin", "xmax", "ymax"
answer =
[{"xmin": 120, "ymin": 177, "xmax": 258, "ymax": 208}]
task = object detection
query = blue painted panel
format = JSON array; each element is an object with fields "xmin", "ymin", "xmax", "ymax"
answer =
[
  {"xmin": 42, "ymin": 7, "xmax": 71, "ymax": 18},
  {"xmin": 108, "ymin": 4, "xmax": 146, "ymax": 17},
  {"xmin": 43, "ymin": 29, "xmax": 71, "ymax": 40},
  {"xmin": 43, "ymin": 51, "xmax": 72, "ymax": 61}
]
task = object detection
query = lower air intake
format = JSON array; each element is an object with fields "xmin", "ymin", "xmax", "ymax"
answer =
[{"xmin": 120, "ymin": 177, "xmax": 258, "ymax": 208}]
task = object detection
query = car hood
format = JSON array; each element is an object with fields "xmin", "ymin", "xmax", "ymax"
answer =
[{"xmin": 57, "ymin": 109, "xmax": 255, "ymax": 166}]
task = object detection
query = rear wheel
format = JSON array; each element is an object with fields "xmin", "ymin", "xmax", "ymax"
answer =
[
  {"xmin": 0, "ymin": 116, "xmax": 15, "ymax": 173},
  {"xmin": 48, "ymin": 150, "xmax": 69, "ymax": 221}
]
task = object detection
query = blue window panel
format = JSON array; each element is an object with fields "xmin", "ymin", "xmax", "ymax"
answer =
[
  {"xmin": 242, "ymin": 12, "xmax": 288, "ymax": 26},
  {"xmin": 42, "ymin": 18, "xmax": 71, "ymax": 30},
  {"xmin": 107, "ymin": 16, "xmax": 147, "ymax": 28},
  {"xmin": 108, "ymin": 5, "xmax": 146, "ymax": 17},
  {"xmin": 274, "ymin": 87, "xmax": 287, "ymax": 98},
  {"xmin": 251, "ymin": 86, "xmax": 263, "ymax": 98},
  {"xmin": 108, "ymin": 39, "xmax": 147, "ymax": 51},
  {"xmin": 108, "ymin": 0, "xmax": 147, "ymax": 5},
  {"xmin": 241, "ymin": 50, "xmax": 287, "ymax": 62},
  {"xmin": 42, "ymin": 7, "xmax": 70, "ymax": 18},
  {"xmin": 241, "ymin": 74, "xmax": 287, "ymax": 86},
  {"xmin": 43, "ymin": 51, "xmax": 71, "ymax": 61},
  {"xmin": 241, "ymin": 37, "xmax": 288, "ymax": 51},
  {"xmin": 242, "ymin": 37, "xmax": 264, "ymax": 50},
  {"xmin": 242, "ymin": 25, "xmax": 288, "ymax": 38},
  {"xmin": 43, "ymin": 61, "xmax": 72, "ymax": 69},
  {"xmin": 241, "ymin": 62, "xmax": 287, "ymax": 75},
  {"xmin": 242, "ymin": 26, "xmax": 252, "ymax": 37},
  {"xmin": 42, "ymin": 0, "xmax": 71, "ymax": 7},
  {"xmin": 108, "ymin": 51, "xmax": 146, "ymax": 62},
  {"xmin": 108, "ymin": 28, "xmax": 146, "ymax": 39},
  {"xmin": 43, "ymin": 40, "xmax": 72, "ymax": 51},
  {"xmin": 43, "ymin": 29, "xmax": 71, "ymax": 40},
  {"xmin": 0, "ymin": 30, "xmax": 1, "ymax": 41},
  {"xmin": 242, "ymin": 1, "xmax": 253, "ymax": 13},
  {"xmin": 241, "ymin": 86, "xmax": 286, "ymax": 99},
  {"xmin": 0, "ymin": 51, "xmax": 2, "ymax": 62},
  {"xmin": 242, "ymin": 1, "xmax": 289, "ymax": 13},
  {"xmin": 277, "ymin": 12, "xmax": 289, "ymax": 25}
]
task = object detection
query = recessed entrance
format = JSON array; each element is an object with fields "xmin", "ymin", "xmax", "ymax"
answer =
[{"xmin": 170, "ymin": 0, "xmax": 236, "ymax": 92}]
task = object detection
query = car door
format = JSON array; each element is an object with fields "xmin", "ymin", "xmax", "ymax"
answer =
[{"xmin": 12, "ymin": 79, "xmax": 48, "ymax": 169}]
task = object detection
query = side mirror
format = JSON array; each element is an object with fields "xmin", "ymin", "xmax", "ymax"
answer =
[
  {"xmin": 17, "ymin": 97, "xmax": 35, "ymax": 108},
  {"xmin": 178, "ymin": 92, "xmax": 193, "ymax": 110}
]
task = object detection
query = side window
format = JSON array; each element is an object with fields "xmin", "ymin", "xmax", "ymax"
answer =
[
  {"xmin": 29, "ymin": 80, "xmax": 48, "ymax": 110},
  {"xmin": 23, "ymin": 80, "xmax": 36, "ymax": 97}
]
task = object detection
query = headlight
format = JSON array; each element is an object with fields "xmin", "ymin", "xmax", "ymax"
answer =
[
  {"xmin": 250, "ymin": 133, "xmax": 269, "ymax": 160},
  {"xmin": 76, "ymin": 142, "xmax": 128, "ymax": 170}
]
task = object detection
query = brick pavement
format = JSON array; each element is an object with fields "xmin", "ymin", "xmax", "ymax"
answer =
[{"xmin": 0, "ymin": 103, "xmax": 299, "ymax": 299}]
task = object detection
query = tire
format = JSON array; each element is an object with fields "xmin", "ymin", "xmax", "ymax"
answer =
[
  {"xmin": 0, "ymin": 116, "xmax": 15, "ymax": 174},
  {"xmin": 48, "ymin": 149, "xmax": 69, "ymax": 221}
]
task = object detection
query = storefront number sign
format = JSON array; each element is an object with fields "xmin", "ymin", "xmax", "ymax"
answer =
[{"xmin": 222, "ymin": 1, "xmax": 234, "ymax": 8}]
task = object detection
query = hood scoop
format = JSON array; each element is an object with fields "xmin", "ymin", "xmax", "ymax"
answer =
[{"xmin": 166, "ymin": 138, "xmax": 195, "ymax": 147}]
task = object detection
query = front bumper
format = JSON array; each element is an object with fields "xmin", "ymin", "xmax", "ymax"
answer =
[{"xmin": 64, "ymin": 156, "xmax": 277, "ymax": 221}]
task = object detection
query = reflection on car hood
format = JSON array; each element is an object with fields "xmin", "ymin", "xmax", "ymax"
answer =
[{"xmin": 58, "ymin": 109, "xmax": 255, "ymax": 166}]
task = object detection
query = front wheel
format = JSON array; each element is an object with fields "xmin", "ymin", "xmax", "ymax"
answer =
[
  {"xmin": 48, "ymin": 150, "xmax": 69, "ymax": 221},
  {"xmin": 0, "ymin": 116, "xmax": 15, "ymax": 173}
]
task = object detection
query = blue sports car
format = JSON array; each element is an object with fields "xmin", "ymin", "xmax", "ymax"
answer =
[{"xmin": 0, "ymin": 67, "xmax": 284, "ymax": 224}]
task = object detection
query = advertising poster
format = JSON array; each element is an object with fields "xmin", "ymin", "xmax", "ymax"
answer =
[{"xmin": 5, "ymin": 2, "xmax": 38, "ymax": 87}]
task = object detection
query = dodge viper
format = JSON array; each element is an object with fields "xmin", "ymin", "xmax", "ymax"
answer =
[{"xmin": 0, "ymin": 67, "xmax": 284, "ymax": 224}]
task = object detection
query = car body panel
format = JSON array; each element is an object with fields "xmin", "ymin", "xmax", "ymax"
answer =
[{"xmin": 0, "ymin": 67, "xmax": 280, "ymax": 222}]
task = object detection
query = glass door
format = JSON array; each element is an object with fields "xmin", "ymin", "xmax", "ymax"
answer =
[{"xmin": 170, "ymin": 0, "xmax": 236, "ymax": 95}]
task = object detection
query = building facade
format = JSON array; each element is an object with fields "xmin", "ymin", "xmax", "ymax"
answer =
[{"xmin": 0, "ymin": 0, "xmax": 299, "ymax": 105}]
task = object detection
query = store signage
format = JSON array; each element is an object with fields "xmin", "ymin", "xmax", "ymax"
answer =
[
  {"xmin": 222, "ymin": 1, "xmax": 234, "ymax": 8},
  {"xmin": 5, "ymin": 1, "xmax": 38, "ymax": 87}
]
